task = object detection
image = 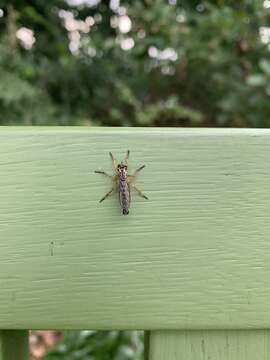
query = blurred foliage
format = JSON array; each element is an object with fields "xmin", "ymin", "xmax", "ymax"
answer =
[
  {"xmin": 0, "ymin": 0, "xmax": 269, "ymax": 126},
  {"xmin": 44, "ymin": 331, "xmax": 143, "ymax": 360}
]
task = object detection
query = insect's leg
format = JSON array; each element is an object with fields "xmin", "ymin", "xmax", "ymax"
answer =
[
  {"xmin": 125, "ymin": 150, "xmax": 130, "ymax": 167},
  {"xmin": 99, "ymin": 187, "xmax": 115, "ymax": 203},
  {"xmin": 131, "ymin": 183, "xmax": 148, "ymax": 200},
  {"xmin": 131, "ymin": 165, "xmax": 145, "ymax": 177},
  {"xmin": 94, "ymin": 170, "xmax": 113, "ymax": 179},
  {"xmin": 127, "ymin": 175, "xmax": 134, "ymax": 183},
  {"xmin": 109, "ymin": 152, "xmax": 117, "ymax": 171}
]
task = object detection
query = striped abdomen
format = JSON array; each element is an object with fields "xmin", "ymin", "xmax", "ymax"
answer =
[{"xmin": 119, "ymin": 179, "xmax": 130, "ymax": 215}]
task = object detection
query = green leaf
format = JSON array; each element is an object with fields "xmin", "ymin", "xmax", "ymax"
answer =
[
  {"xmin": 259, "ymin": 59, "xmax": 270, "ymax": 75},
  {"xmin": 246, "ymin": 74, "xmax": 266, "ymax": 87}
]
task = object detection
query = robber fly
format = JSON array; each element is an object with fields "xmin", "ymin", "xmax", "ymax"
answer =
[{"xmin": 95, "ymin": 150, "xmax": 148, "ymax": 215}]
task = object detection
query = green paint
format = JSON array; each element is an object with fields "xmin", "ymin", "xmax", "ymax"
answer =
[
  {"xmin": 149, "ymin": 330, "xmax": 270, "ymax": 360},
  {"xmin": 0, "ymin": 331, "xmax": 28, "ymax": 360},
  {"xmin": 0, "ymin": 128, "xmax": 269, "ymax": 329}
]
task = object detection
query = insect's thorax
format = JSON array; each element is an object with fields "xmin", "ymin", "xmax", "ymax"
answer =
[{"xmin": 118, "ymin": 167, "xmax": 127, "ymax": 181}]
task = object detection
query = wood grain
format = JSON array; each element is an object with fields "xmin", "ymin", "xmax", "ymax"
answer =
[
  {"xmin": 149, "ymin": 330, "xmax": 270, "ymax": 360},
  {"xmin": 0, "ymin": 128, "xmax": 270, "ymax": 329}
]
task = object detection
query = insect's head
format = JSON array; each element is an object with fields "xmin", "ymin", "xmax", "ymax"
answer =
[{"xmin": 117, "ymin": 162, "xmax": 127, "ymax": 175}]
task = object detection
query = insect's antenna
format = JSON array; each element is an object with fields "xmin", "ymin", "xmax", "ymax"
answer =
[
  {"xmin": 110, "ymin": 152, "xmax": 117, "ymax": 171},
  {"xmin": 125, "ymin": 150, "xmax": 130, "ymax": 166}
]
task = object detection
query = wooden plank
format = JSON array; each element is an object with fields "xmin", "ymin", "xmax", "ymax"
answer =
[
  {"xmin": 149, "ymin": 330, "xmax": 270, "ymax": 360},
  {"xmin": 144, "ymin": 331, "xmax": 150, "ymax": 360},
  {"xmin": 1, "ymin": 128, "xmax": 270, "ymax": 329},
  {"xmin": 0, "ymin": 331, "xmax": 29, "ymax": 360}
]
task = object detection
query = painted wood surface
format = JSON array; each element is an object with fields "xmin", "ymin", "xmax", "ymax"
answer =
[
  {"xmin": 149, "ymin": 330, "xmax": 270, "ymax": 360},
  {"xmin": 0, "ymin": 331, "xmax": 29, "ymax": 360},
  {"xmin": 0, "ymin": 128, "xmax": 270, "ymax": 329}
]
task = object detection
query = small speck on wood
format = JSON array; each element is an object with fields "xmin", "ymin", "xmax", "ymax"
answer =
[{"xmin": 50, "ymin": 242, "xmax": 54, "ymax": 256}]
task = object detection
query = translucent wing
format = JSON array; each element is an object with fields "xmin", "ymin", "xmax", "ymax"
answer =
[{"xmin": 119, "ymin": 181, "xmax": 130, "ymax": 215}]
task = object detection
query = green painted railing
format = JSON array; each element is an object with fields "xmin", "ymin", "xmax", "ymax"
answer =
[{"xmin": 1, "ymin": 127, "xmax": 270, "ymax": 359}]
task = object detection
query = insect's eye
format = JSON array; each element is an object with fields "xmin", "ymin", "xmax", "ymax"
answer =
[{"xmin": 117, "ymin": 164, "xmax": 121, "ymax": 169}]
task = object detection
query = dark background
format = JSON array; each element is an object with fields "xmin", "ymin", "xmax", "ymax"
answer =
[{"xmin": 0, "ymin": 0, "xmax": 269, "ymax": 128}]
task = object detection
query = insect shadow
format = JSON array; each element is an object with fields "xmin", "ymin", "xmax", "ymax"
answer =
[{"xmin": 95, "ymin": 150, "xmax": 148, "ymax": 215}]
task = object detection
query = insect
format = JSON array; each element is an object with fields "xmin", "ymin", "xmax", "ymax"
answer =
[{"xmin": 95, "ymin": 150, "xmax": 148, "ymax": 215}]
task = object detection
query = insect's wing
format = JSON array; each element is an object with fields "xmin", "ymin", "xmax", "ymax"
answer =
[
  {"xmin": 118, "ymin": 180, "xmax": 123, "ymax": 207},
  {"xmin": 119, "ymin": 181, "xmax": 130, "ymax": 213},
  {"xmin": 128, "ymin": 183, "xmax": 131, "ymax": 204}
]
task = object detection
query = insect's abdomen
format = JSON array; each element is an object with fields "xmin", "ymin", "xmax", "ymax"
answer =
[{"xmin": 119, "ymin": 179, "xmax": 130, "ymax": 215}]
